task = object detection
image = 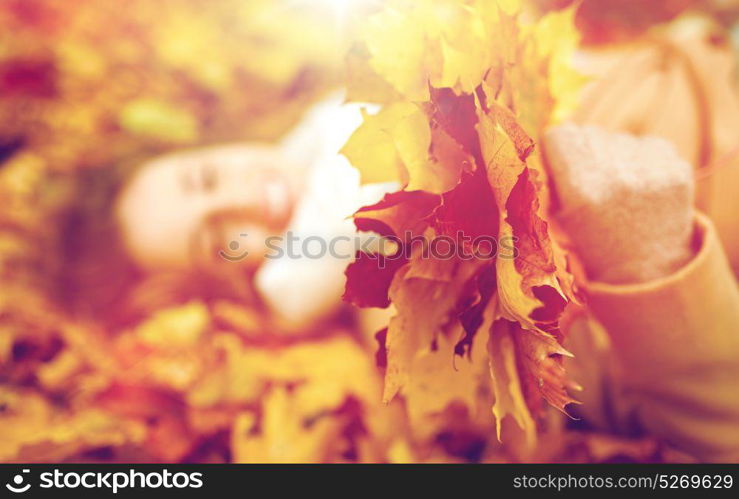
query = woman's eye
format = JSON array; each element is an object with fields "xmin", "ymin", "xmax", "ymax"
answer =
[{"xmin": 179, "ymin": 170, "xmax": 195, "ymax": 192}]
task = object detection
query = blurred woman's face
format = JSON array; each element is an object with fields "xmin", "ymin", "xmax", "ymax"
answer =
[{"xmin": 116, "ymin": 145, "xmax": 300, "ymax": 271}]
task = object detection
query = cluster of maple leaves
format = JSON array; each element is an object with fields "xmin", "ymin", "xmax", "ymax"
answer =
[{"xmin": 341, "ymin": 0, "xmax": 583, "ymax": 444}]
